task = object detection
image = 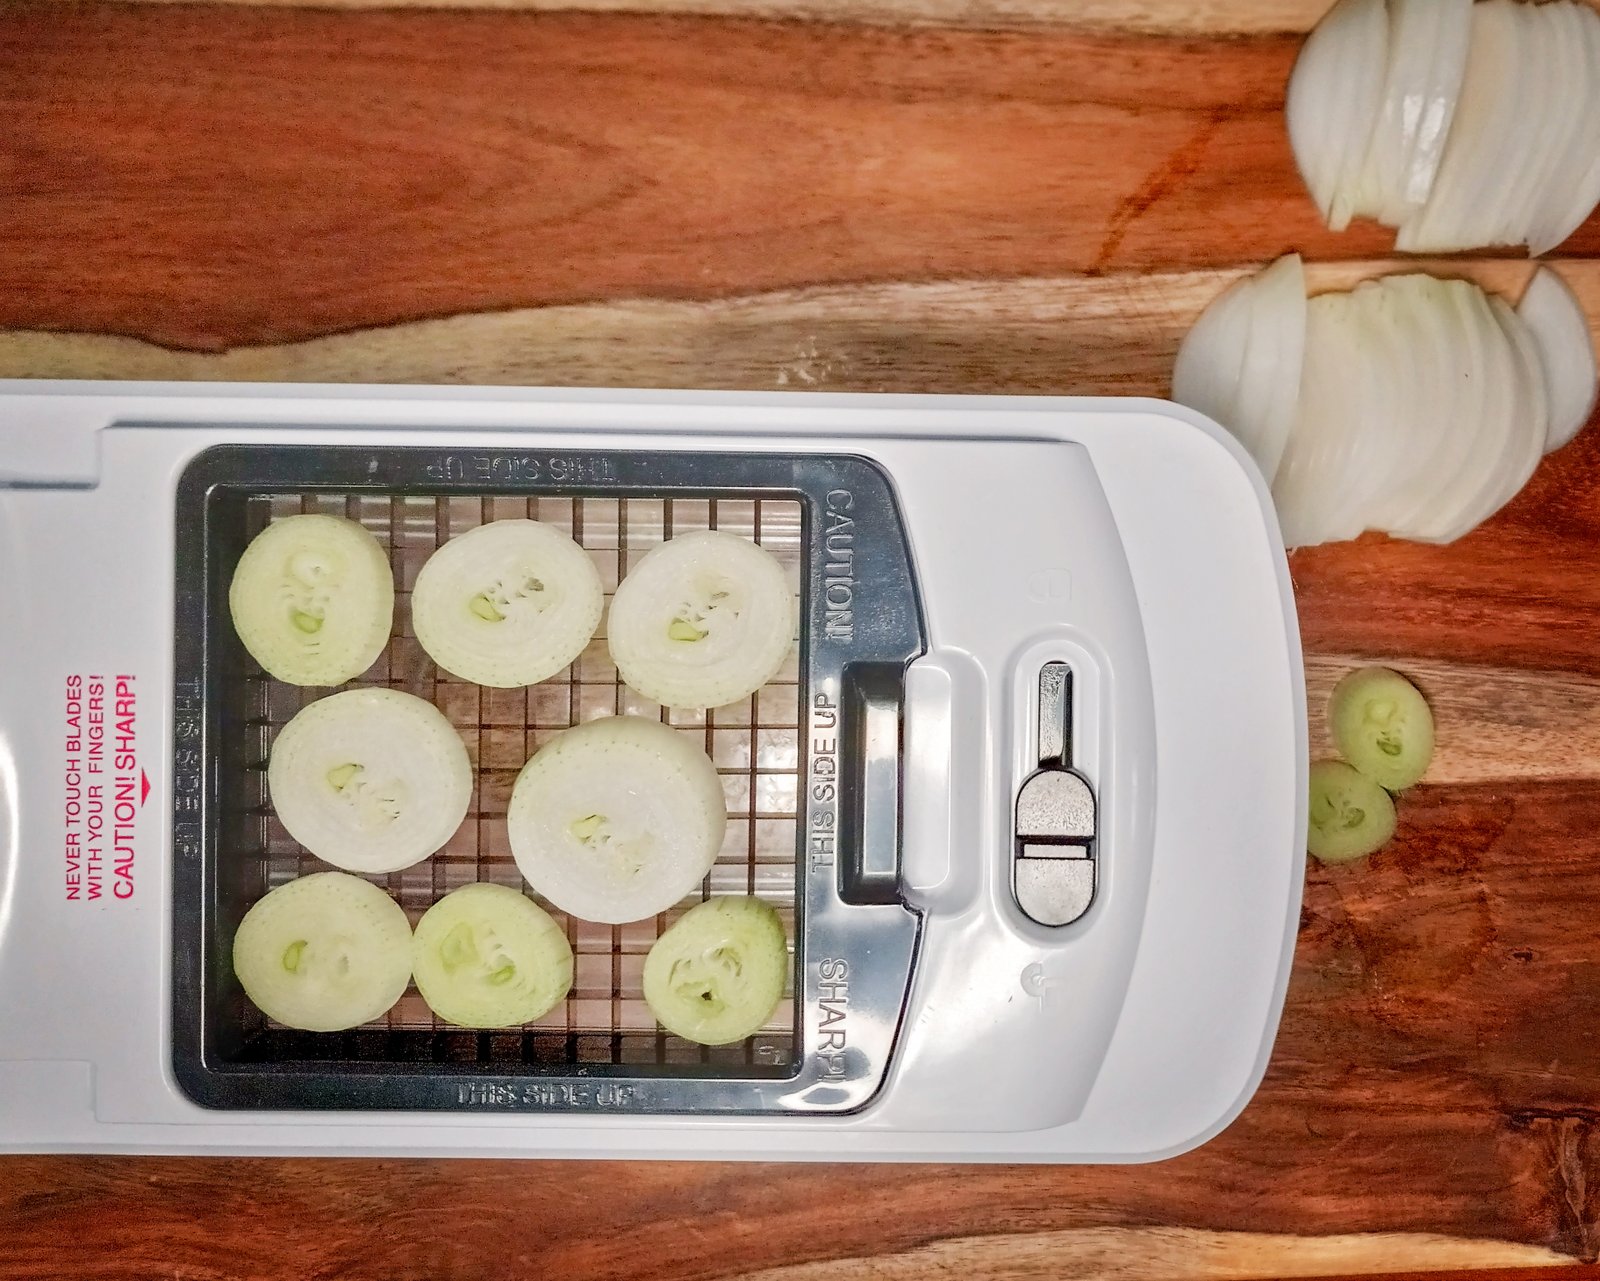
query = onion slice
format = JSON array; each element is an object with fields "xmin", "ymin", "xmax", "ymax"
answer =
[
  {"xmin": 1528, "ymin": 1, "xmax": 1600, "ymax": 256},
  {"xmin": 1397, "ymin": 2, "xmax": 1523, "ymax": 254},
  {"xmin": 1286, "ymin": 0, "xmax": 1390, "ymax": 231},
  {"xmin": 1454, "ymin": 296, "xmax": 1548, "ymax": 535},
  {"xmin": 1171, "ymin": 271, "xmax": 1255, "ymax": 434},
  {"xmin": 1234, "ymin": 254, "xmax": 1309, "ymax": 484},
  {"xmin": 1171, "ymin": 256, "xmax": 1307, "ymax": 487},
  {"xmin": 1272, "ymin": 294, "xmax": 1365, "ymax": 548},
  {"xmin": 1518, "ymin": 266, "xmax": 1597, "ymax": 454},
  {"xmin": 1366, "ymin": 275, "xmax": 1456, "ymax": 532},
  {"xmin": 1427, "ymin": 288, "xmax": 1523, "ymax": 543},
  {"xmin": 1340, "ymin": 279, "xmax": 1414, "ymax": 535},
  {"xmin": 1358, "ymin": 0, "xmax": 1473, "ymax": 224},
  {"xmin": 1388, "ymin": 280, "xmax": 1490, "ymax": 541},
  {"xmin": 1497, "ymin": 2, "xmax": 1578, "ymax": 250}
]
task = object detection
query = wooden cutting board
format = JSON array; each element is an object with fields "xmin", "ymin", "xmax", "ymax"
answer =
[{"xmin": 4, "ymin": 3, "xmax": 1600, "ymax": 1277}]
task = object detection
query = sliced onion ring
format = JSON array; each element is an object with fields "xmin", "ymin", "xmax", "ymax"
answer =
[{"xmin": 1518, "ymin": 266, "xmax": 1598, "ymax": 454}]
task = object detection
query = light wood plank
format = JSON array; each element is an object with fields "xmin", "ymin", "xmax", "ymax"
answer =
[
  {"xmin": 0, "ymin": 261, "xmax": 1590, "ymax": 393},
  {"xmin": 736, "ymin": 1228, "xmax": 1571, "ymax": 1281},
  {"xmin": 1306, "ymin": 655, "xmax": 1600, "ymax": 785}
]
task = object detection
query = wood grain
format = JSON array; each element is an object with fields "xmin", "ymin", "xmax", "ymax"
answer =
[
  {"xmin": 92, "ymin": 0, "xmax": 1338, "ymax": 35},
  {"xmin": 7, "ymin": 2, "xmax": 1600, "ymax": 1278},
  {"xmin": 75, "ymin": 0, "xmax": 1600, "ymax": 39},
  {"xmin": 3, "ymin": 2, "xmax": 1557, "ymax": 351},
  {"xmin": 738, "ymin": 1232, "xmax": 1573, "ymax": 1280},
  {"xmin": 1, "ymin": 259, "xmax": 1588, "ymax": 389},
  {"xmin": 1307, "ymin": 656, "xmax": 1600, "ymax": 786}
]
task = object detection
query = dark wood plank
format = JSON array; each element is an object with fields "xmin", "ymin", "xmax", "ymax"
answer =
[
  {"xmin": 57, "ymin": 0, "xmax": 1339, "ymax": 35},
  {"xmin": 0, "ymin": 2, "xmax": 1497, "ymax": 350}
]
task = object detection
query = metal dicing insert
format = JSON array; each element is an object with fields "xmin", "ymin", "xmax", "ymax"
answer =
[
  {"xmin": 169, "ymin": 444, "xmax": 926, "ymax": 1115},
  {"xmin": 1013, "ymin": 663, "xmax": 1098, "ymax": 926}
]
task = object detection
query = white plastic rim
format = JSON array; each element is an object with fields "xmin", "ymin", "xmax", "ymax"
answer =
[
  {"xmin": 411, "ymin": 883, "xmax": 575, "ymax": 1029},
  {"xmin": 228, "ymin": 513, "xmax": 394, "ymax": 687},
  {"xmin": 507, "ymin": 715, "xmax": 728, "ymax": 924},
  {"xmin": 268, "ymin": 687, "xmax": 474, "ymax": 874},
  {"xmin": 232, "ymin": 871, "xmax": 413, "ymax": 1032},
  {"xmin": 607, "ymin": 529, "xmax": 795, "ymax": 712},
  {"xmin": 1519, "ymin": 266, "xmax": 1598, "ymax": 453},
  {"xmin": 411, "ymin": 519, "xmax": 604, "ymax": 688}
]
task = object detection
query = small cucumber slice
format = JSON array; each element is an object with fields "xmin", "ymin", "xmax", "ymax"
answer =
[
  {"xmin": 411, "ymin": 519, "xmax": 604, "ymax": 688},
  {"xmin": 642, "ymin": 896, "xmax": 788, "ymax": 1045},
  {"xmin": 1329, "ymin": 666, "xmax": 1435, "ymax": 790},
  {"xmin": 608, "ymin": 529, "xmax": 794, "ymax": 711},
  {"xmin": 1307, "ymin": 759, "xmax": 1397, "ymax": 864},
  {"xmin": 508, "ymin": 715, "xmax": 727, "ymax": 924},
  {"xmin": 229, "ymin": 514, "xmax": 394, "ymax": 686},
  {"xmin": 269, "ymin": 687, "xmax": 473, "ymax": 874},
  {"xmin": 411, "ymin": 883, "xmax": 574, "ymax": 1028},
  {"xmin": 232, "ymin": 871, "xmax": 412, "ymax": 1031}
]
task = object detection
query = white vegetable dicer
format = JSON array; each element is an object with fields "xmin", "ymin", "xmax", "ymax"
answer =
[{"xmin": 0, "ymin": 382, "xmax": 1305, "ymax": 1161}]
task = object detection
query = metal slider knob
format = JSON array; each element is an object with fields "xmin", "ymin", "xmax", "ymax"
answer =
[{"xmin": 1013, "ymin": 663, "xmax": 1098, "ymax": 926}]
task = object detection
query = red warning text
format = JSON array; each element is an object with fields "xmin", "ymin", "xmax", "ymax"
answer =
[{"xmin": 65, "ymin": 673, "xmax": 140, "ymax": 902}]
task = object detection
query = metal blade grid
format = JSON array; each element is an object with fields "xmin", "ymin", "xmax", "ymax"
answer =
[{"xmin": 234, "ymin": 491, "xmax": 803, "ymax": 1070}]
